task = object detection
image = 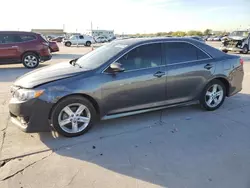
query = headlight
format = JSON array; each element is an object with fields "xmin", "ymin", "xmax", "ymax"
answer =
[{"xmin": 13, "ymin": 89, "xmax": 44, "ymax": 101}]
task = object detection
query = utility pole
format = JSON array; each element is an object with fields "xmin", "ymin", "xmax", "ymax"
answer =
[{"xmin": 91, "ymin": 21, "xmax": 93, "ymax": 36}]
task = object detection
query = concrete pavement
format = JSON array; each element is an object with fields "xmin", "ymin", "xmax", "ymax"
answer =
[{"xmin": 0, "ymin": 43, "xmax": 250, "ymax": 188}]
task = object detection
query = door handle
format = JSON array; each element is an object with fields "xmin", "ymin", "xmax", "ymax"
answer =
[
  {"xmin": 204, "ymin": 64, "xmax": 213, "ymax": 70},
  {"xmin": 153, "ymin": 71, "xmax": 165, "ymax": 78}
]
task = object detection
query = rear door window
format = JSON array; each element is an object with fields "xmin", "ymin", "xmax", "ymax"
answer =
[
  {"xmin": 164, "ymin": 42, "xmax": 210, "ymax": 64},
  {"xmin": 20, "ymin": 35, "xmax": 36, "ymax": 42}
]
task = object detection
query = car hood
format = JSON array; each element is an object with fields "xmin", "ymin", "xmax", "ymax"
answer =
[{"xmin": 14, "ymin": 62, "xmax": 90, "ymax": 88}]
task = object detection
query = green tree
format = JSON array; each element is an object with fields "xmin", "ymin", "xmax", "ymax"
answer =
[
  {"xmin": 172, "ymin": 31, "xmax": 186, "ymax": 37},
  {"xmin": 204, "ymin": 29, "xmax": 212, "ymax": 35},
  {"xmin": 187, "ymin": 30, "xmax": 203, "ymax": 36}
]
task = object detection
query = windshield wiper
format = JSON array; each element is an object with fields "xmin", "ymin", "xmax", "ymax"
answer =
[{"xmin": 69, "ymin": 58, "xmax": 82, "ymax": 68}]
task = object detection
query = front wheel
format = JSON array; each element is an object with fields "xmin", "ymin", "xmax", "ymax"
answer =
[
  {"xmin": 51, "ymin": 96, "xmax": 97, "ymax": 137},
  {"xmin": 241, "ymin": 45, "xmax": 249, "ymax": 54},
  {"xmin": 200, "ymin": 80, "xmax": 226, "ymax": 111}
]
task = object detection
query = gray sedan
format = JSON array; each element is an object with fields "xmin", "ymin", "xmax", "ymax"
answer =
[{"xmin": 9, "ymin": 38, "xmax": 244, "ymax": 137}]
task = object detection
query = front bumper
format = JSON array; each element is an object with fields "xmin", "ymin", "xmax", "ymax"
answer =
[
  {"xmin": 40, "ymin": 55, "xmax": 52, "ymax": 62},
  {"xmin": 9, "ymin": 98, "xmax": 53, "ymax": 132},
  {"xmin": 220, "ymin": 46, "xmax": 243, "ymax": 52}
]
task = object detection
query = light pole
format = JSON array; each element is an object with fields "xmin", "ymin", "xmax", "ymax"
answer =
[{"xmin": 76, "ymin": 29, "xmax": 78, "ymax": 47}]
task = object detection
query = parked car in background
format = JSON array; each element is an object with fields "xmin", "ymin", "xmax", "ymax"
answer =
[
  {"xmin": 63, "ymin": 35, "xmax": 95, "ymax": 47},
  {"xmin": 203, "ymin": 35, "xmax": 211, "ymax": 41},
  {"xmin": 95, "ymin": 36, "xmax": 108, "ymax": 43},
  {"xmin": 220, "ymin": 30, "xmax": 250, "ymax": 54},
  {"xmin": 9, "ymin": 38, "xmax": 244, "ymax": 137},
  {"xmin": 49, "ymin": 41, "xmax": 59, "ymax": 53},
  {"xmin": 51, "ymin": 36, "xmax": 64, "ymax": 42},
  {"xmin": 206, "ymin": 36, "xmax": 215, "ymax": 41},
  {"xmin": 213, "ymin": 36, "xmax": 222, "ymax": 41},
  {"xmin": 0, "ymin": 31, "xmax": 51, "ymax": 68},
  {"xmin": 221, "ymin": 36, "xmax": 228, "ymax": 41}
]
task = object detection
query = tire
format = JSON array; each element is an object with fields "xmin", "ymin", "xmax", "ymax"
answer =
[
  {"xmin": 222, "ymin": 50, "xmax": 228, "ymax": 53},
  {"xmin": 22, "ymin": 52, "xmax": 39, "ymax": 69},
  {"xmin": 51, "ymin": 96, "xmax": 97, "ymax": 137},
  {"xmin": 241, "ymin": 45, "xmax": 249, "ymax": 54},
  {"xmin": 65, "ymin": 42, "xmax": 72, "ymax": 47},
  {"xmin": 200, "ymin": 80, "xmax": 226, "ymax": 111},
  {"xmin": 86, "ymin": 41, "xmax": 91, "ymax": 47}
]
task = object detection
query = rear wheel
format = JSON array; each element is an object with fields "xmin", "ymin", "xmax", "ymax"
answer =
[
  {"xmin": 200, "ymin": 80, "xmax": 226, "ymax": 111},
  {"xmin": 86, "ymin": 41, "xmax": 91, "ymax": 47},
  {"xmin": 22, "ymin": 53, "xmax": 39, "ymax": 68},
  {"xmin": 51, "ymin": 96, "xmax": 97, "ymax": 137},
  {"xmin": 222, "ymin": 50, "xmax": 228, "ymax": 53}
]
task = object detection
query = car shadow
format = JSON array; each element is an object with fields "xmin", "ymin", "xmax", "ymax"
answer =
[{"xmin": 37, "ymin": 93, "xmax": 250, "ymax": 187}]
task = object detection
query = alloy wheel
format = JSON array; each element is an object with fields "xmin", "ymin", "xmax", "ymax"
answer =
[
  {"xmin": 24, "ymin": 55, "xmax": 38, "ymax": 68},
  {"xmin": 205, "ymin": 84, "xmax": 224, "ymax": 108},
  {"xmin": 58, "ymin": 103, "xmax": 91, "ymax": 134}
]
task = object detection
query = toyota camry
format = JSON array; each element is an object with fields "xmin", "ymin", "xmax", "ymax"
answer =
[{"xmin": 9, "ymin": 37, "xmax": 244, "ymax": 137}]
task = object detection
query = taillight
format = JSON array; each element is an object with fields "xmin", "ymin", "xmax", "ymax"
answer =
[{"xmin": 240, "ymin": 58, "xmax": 244, "ymax": 65}]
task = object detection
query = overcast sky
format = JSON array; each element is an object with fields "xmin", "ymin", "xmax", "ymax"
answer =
[{"xmin": 1, "ymin": 0, "xmax": 249, "ymax": 34}]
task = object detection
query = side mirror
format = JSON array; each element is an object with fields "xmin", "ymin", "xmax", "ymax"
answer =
[{"xmin": 110, "ymin": 62, "xmax": 125, "ymax": 72}]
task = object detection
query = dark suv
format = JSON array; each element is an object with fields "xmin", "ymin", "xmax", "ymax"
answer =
[{"xmin": 0, "ymin": 31, "xmax": 52, "ymax": 68}]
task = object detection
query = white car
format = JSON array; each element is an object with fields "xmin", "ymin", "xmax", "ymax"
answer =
[
  {"xmin": 95, "ymin": 36, "xmax": 108, "ymax": 43},
  {"xmin": 63, "ymin": 35, "xmax": 95, "ymax": 47}
]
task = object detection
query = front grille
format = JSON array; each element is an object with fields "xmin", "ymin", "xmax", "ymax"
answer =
[{"xmin": 223, "ymin": 40, "xmax": 242, "ymax": 48}]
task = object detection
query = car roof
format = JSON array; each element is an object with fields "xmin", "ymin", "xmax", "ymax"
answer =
[
  {"xmin": 112, "ymin": 37, "xmax": 226, "ymax": 58},
  {"xmin": 0, "ymin": 31, "xmax": 38, "ymax": 35}
]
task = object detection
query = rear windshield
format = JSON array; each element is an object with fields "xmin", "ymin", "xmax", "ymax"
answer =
[
  {"xmin": 76, "ymin": 42, "xmax": 128, "ymax": 69},
  {"xmin": 40, "ymin": 34, "xmax": 48, "ymax": 42}
]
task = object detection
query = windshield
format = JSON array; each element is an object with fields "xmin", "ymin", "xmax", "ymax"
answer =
[
  {"xmin": 76, "ymin": 42, "xmax": 128, "ymax": 69},
  {"xmin": 70, "ymin": 35, "xmax": 76, "ymax": 39},
  {"xmin": 230, "ymin": 31, "xmax": 249, "ymax": 37}
]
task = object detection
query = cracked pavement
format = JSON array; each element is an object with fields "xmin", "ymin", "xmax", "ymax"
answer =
[{"xmin": 1, "ymin": 43, "xmax": 250, "ymax": 188}]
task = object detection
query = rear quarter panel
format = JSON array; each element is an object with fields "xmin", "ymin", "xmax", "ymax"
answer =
[{"xmin": 207, "ymin": 56, "xmax": 243, "ymax": 96}]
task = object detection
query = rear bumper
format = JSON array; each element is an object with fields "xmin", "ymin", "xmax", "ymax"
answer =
[
  {"xmin": 40, "ymin": 55, "xmax": 52, "ymax": 62},
  {"xmin": 50, "ymin": 47, "xmax": 59, "ymax": 52}
]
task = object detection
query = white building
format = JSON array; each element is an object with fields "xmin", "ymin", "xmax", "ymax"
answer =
[{"xmin": 86, "ymin": 30, "xmax": 115, "ymax": 39}]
